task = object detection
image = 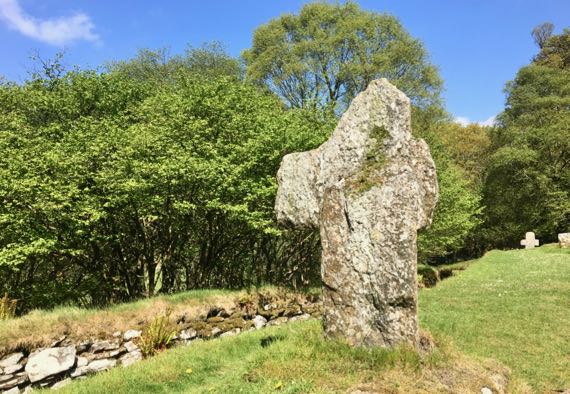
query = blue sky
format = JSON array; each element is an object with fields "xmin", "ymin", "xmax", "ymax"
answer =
[{"xmin": 0, "ymin": 1, "xmax": 569, "ymax": 124}]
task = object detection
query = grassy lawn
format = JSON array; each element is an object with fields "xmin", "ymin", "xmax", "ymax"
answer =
[
  {"xmin": 420, "ymin": 245, "xmax": 570, "ymax": 392},
  {"xmin": 56, "ymin": 319, "xmax": 510, "ymax": 394},
  {"xmin": 6, "ymin": 245, "xmax": 569, "ymax": 392}
]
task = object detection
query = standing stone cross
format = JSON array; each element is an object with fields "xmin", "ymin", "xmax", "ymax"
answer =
[
  {"xmin": 520, "ymin": 232, "xmax": 539, "ymax": 249},
  {"xmin": 274, "ymin": 79, "xmax": 438, "ymax": 348}
]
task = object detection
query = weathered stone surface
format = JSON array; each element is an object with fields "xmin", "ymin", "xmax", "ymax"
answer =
[
  {"xmin": 25, "ymin": 346, "xmax": 76, "ymax": 383},
  {"xmin": 2, "ymin": 364, "xmax": 23, "ymax": 375},
  {"xmin": 85, "ymin": 359, "xmax": 116, "ymax": 373},
  {"xmin": 266, "ymin": 316, "xmax": 288, "ymax": 327},
  {"xmin": 252, "ymin": 315, "xmax": 267, "ymax": 330},
  {"xmin": 0, "ymin": 353, "xmax": 24, "ymax": 369},
  {"xmin": 123, "ymin": 330, "xmax": 142, "ymax": 341},
  {"xmin": 220, "ymin": 328, "xmax": 241, "ymax": 338},
  {"xmin": 3, "ymin": 386, "xmax": 21, "ymax": 394},
  {"xmin": 559, "ymin": 233, "xmax": 570, "ymax": 248},
  {"xmin": 119, "ymin": 351, "xmax": 142, "ymax": 367},
  {"xmin": 124, "ymin": 341, "xmax": 139, "ymax": 353},
  {"xmin": 90, "ymin": 340, "xmax": 120, "ymax": 353},
  {"xmin": 275, "ymin": 79, "xmax": 438, "ymax": 348},
  {"xmin": 75, "ymin": 340, "xmax": 92, "ymax": 353},
  {"xmin": 179, "ymin": 329, "xmax": 197, "ymax": 341},
  {"xmin": 0, "ymin": 372, "xmax": 27, "ymax": 390},
  {"xmin": 76, "ymin": 357, "xmax": 88, "ymax": 368},
  {"xmin": 520, "ymin": 232, "xmax": 539, "ymax": 249},
  {"xmin": 51, "ymin": 378, "xmax": 72, "ymax": 390},
  {"xmin": 289, "ymin": 313, "xmax": 311, "ymax": 322}
]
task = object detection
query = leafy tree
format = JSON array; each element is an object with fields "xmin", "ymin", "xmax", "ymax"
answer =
[
  {"xmin": 435, "ymin": 122, "xmax": 493, "ymax": 189},
  {"xmin": 482, "ymin": 26, "xmax": 570, "ymax": 247},
  {"xmin": 532, "ymin": 22, "xmax": 554, "ymax": 49},
  {"xmin": 0, "ymin": 57, "xmax": 333, "ymax": 311},
  {"xmin": 244, "ymin": 2, "xmax": 483, "ymax": 263},
  {"xmin": 107, "ymin": 41, "xmax": 242, "ymax": 85},
  {"xmin": 534, "ymin": 26, "xmax": 570, "ymax": 68},
  {"xmin": 242, "ymin": 1, "xmax": 441, "ymax": 112},
  {"xmin": 413, "ymin": 113, "xmax": 483, "ymax": 262}
]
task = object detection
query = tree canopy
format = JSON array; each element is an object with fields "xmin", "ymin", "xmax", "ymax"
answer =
[
  {"xmin": 0, "ymin": 58, "xmax": 333, "ymax": 310},
  {"xmin": 482, "ymin": 26, "xmax": 570, "ymax": 247},
  {"xmin": 242, "ymin": 2, "xmax": 441, "ymax": 113}
]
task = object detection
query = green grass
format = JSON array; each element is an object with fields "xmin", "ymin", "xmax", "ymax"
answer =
[
  {"xmin": 420, "ymin": 245, "xmax": 570, "ymax": 392},
  {"xmin": 56, "ymin": 320, "xmax": 504, "ymax": 394},
  {"xmin": 11, "ymin": 246, "xmax": 570, "ymax": 392}
]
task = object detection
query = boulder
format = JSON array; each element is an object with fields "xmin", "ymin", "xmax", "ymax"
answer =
[
  {"xmin": 559, "ymin": 233, "xmax": 570, "ymax": 248},
  {"xmin": 2, "ymin": 364, "xmax": 23, "ymax": 375},
  {"xmin": 86, "ymin": 359, "xmax": 116, "ymax": 373},
  {"xmin": 179, "ymin": 329, "xmax": 197, "ymax": 341},
  {"xmin": 252, "ymin": 315, "xmax": 267, "ymax": 330},
  {"xmin": 124, "ymin": 341, "xmax": 139, "ymax": 353},
  {"xmin": 220, "ymin": 328, "xmax": 240, "ymax": 338},
  {"xmin": 25, "ymin": 346, "xmax": 76, "ymax": 383},
  {"xmin": 119, "ymin": 351, "xmax": 142, "ymax": 367},
  {"xmin": 123, "ymin": 330, "xmax": 142, "ymax": 341},
  {"xmin": 267, "ymin": 317, "xmax": 288, "ymax": 327},
  {"xmin": 3, "ymin": 386, "xmax": 21, "ymax": 394},
  {"xmin": 90, "ymin": 340, "xmax": 120, "ymax": 353},
  {"xmin": 51, "ymin": 378, "xmax": 72, "ymax": 390},
  {"xmin": 0, "ymin": 353, "xmax": 24, "ymax": 369},
  {"xmin": 76, "ymin": 357, "xmax": 88, "ymax": 368}
]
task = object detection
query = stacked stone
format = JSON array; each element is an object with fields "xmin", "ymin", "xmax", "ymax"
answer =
[{"xmin": 0, "ymin": 299, "xmax": 322, "ymax": 393}]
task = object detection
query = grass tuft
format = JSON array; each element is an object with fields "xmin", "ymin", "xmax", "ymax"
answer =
[{"xmin": 0, "ymin": 293, "xmax": 17, "ymax": 320}]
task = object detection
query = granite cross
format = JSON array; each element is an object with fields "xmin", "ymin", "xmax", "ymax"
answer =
[{"xmin": 274, "ymin": 79, "xmax": 438, "ymax": 348}]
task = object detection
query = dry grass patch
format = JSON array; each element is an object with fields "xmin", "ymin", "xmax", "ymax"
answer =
[{"xmin": 0, "ymin": 289, "xmax": 240, "ymax": 356}]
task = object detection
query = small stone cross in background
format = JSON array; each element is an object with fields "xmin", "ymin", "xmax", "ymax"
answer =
[{"xmin": 520, "ymin": 232, "xmax": 539, "ymax": 249}]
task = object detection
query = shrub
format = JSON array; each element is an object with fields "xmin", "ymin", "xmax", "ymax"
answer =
[
  {"xmin": 0, "ymin": 293, "xmax": 17, "ymax": 320},
  {"xmin": 137, "ymin": 309, "xmax": 176, "ymax": 357}
]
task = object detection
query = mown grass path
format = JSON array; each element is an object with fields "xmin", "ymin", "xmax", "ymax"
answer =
[{"xmin": 420, "ymin": 245, "xmax": 570, "ymax": 392}]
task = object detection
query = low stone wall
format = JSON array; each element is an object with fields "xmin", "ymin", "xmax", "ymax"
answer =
[{"xmin": 0, "ymin": 296, "xmax": 323, "ymax": 393}]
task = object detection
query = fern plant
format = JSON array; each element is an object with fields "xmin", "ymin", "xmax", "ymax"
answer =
[
  {"xmin": 138, "ymin": 309, "xmax": 177, "ymax": 357},
  {"xmin": 0, "ymin": 293, "xmax": 17, "ymax": 320}
]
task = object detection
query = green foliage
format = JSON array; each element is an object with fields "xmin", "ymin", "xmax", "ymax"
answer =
[
  {"xmin": 242, "ymin": 1, "xmax": 442, "ymax": 113},
  {"xmin": 107, "ymin": 42, "xmax": 242, "ymax": 85},
  {"xmin": 138, "ymin": 309, "xmax": 176, "ymax": 358},
  {"xmin": 482, "ymin": 27, "xmax": 570, "ymax": 248},
  {"xmin": 412, "ymin": 108, "xmax": 484, "ymax": 262},
  {"xmin": 0, "ymin": 293, "xmax": 16, "ymax": 320},
  {"xmin": 434, "ymin": 122, "xmax": 493, "ymax": 190},
  {"xmin": 418, "ymin": 162, "xmax": 483, "ymax": 262},
  {"xmin": 0, "ymin": 55, "xmax": 334, "ymax": 310}
]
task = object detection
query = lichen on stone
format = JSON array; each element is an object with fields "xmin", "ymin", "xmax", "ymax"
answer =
[{"xmin": 347, "ymin": 125, "xmax": 390, "ymax": 194}]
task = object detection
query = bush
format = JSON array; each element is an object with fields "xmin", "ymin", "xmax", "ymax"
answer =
[
  {"xmin": 0, "ymin": 293, "xmax": 16, "ymax": 320},
  {"xmin": 138, "ymin": 309, "xmax": 177, "ymax": 358}
]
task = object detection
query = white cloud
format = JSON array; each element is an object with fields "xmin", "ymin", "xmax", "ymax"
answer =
[
  {"xmin": 454, "ymin": 116, "xmax": 471, "ymax": 127},
  {"xmin": 479, "ymin": 115, "xmax": 496, "ymax": 127},
  {"xmin": 454, "ymin": 115, "xmax": 496, "ymax": 127},
  {"xmin": 0, "ymin": 0, "xmax": 99, "ymax": 46}
]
